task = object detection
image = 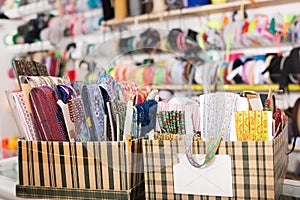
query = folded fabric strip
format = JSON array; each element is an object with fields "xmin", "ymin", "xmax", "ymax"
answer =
[
  {"xmin": 29, "ymin": 86, "xmax": 68, "ymax": 141},
  {"xmin": 81, "ymin": 83, "xmax": 106, "ymax": 141}
]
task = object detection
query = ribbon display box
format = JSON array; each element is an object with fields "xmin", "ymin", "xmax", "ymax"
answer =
[
  {"xmin": 143, "ymin": 126, "xmax": 288, "ymax": 200},
  {"xmin": 16, "ymin": 139, "xmax": 144, "ymax": 200}
]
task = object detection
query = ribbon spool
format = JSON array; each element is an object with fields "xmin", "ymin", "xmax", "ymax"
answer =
[
  {"xmin": 152, "ymin": 0, "xmax": 167, "ymax": 13},
  {"xmin": 165, "ymin": 0, "xmax": 183, "ymax": 10},
  {"xmin": 3, "ymin": 34, "xmax": 16, "ymax": 46},
  {"xmin": 128, "ymin": 0, "xmax": 142, "ymax": 16},
  {"xmin": 102, "ymin": 0, "xmax": 114, "ymax": 20},
  {"xmin": 114, "ymin": 0, "xmax": 128, "ymax": 19}
]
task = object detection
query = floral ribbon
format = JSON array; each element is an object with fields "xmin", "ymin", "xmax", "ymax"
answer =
[
  {"xmin": 157, "ymin": 110, "xmax": 185, "ymax": 134},
  {"xmin": 69, "ymin": 97, "xmax": 89, "ymax": 142},
  {"xmin": 81, "ymin": 83, "xmax": 106, "ymax": 141},
  {"xmin": 184, "ymin": 92, "xmax": 238, "ymax": 168}
]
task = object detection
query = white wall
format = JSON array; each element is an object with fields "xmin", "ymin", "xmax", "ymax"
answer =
[{"xmin": 0, "ymin": 22, "xmax": 21, "ymax": 139}]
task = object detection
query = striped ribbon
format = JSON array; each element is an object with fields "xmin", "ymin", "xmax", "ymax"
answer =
[
  {"xmin": 7, "ymin": 91, "xmax": 38, "ymax": 140},
  {"xmin": 110, "ymin": 100, "xmax": 127, "ymax": 141},
  {"xmin": 29, "ymin": 86, "xmax": 68, "ymax": 141}
]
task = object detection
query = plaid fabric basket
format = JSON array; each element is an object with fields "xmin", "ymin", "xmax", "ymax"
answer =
[
  {"xmin": 16, "ymin": 139, "xmax": 144, "ymax": 199},
  {"xmin": 143, "ymin": 126, "xmax": 288, "ymax": 200}
]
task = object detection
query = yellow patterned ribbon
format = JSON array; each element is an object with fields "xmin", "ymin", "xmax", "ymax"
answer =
[{"xmin": 235, "ymin": 111, "xmax": 269, "ymax": 141}]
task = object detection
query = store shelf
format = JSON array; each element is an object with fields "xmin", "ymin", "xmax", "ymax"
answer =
[
  {"xmin": 82, "ymin": 8, "xmax": 102, "ymax": 18},
  {"xmin": 219, "ymin": 84, "xmax": 300, "ymax": 92},
  {"xmin": 0, "ymin": 19, "xmax": 25, "ymax": 25},
  {"xmin": 6, "ymin": 41, "xmax": 55, "ymax": 54},
  {"xmin": 151, "ymin": 84, "xmax": 300, "ymax": 92},
  {"xmin": 102, "ymin": 0, "xmax": 299, "ymax": 27},
  {"xmin": 230, "ymin": 43, "xmax": 296, "ymax": 56},
  {"xmin": 3, "ymin": 1, "xmax": 54, "ymax": 19}
]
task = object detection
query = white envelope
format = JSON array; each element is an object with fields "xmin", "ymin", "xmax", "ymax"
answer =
[{"xmin": 173, "ymin": 154, "xmax": 233, "ymax": 197}]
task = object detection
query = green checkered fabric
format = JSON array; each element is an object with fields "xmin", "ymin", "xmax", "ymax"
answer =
[
  {"xmin": 143, "ymin": 127, "xmax": 288, "ymax": 199},
  {"xmin": 16, "ymin": 181, "xmax": 145, "ymax": 200},
  {"xmin": 17, "ymin": 139, "xmax": 144, "ymax": 198}
]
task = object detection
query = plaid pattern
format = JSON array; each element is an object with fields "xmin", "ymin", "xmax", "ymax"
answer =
[
  {"xmin": 17, "ymin": 139, "xmax": 144, "ymax": 198},
  {"xmin": 16, "ymin": 181, "xmax": 145, "ymax": 200},
  {"xmin": 143, "ymin": 126, "xmax": 288, "ymax": 200}
]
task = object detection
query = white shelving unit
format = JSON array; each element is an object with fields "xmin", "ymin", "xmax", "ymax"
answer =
[
  {"xmin": 102, "ymin": 0, "xmax": 300, "ymax": 27},
  {"xmin": 3, "ymin": 5, "xmax": 104, "ymax": 54},
  {"xmin": 6, "ymin": 41, "xmax": 55, "ymax": 54},
  {"xmin": 3, "ymin": 1, "xmax": 54, "ymax": 19}
]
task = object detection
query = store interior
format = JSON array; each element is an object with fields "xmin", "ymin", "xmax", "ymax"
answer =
[{"xmin": 0, "ymin": 0, "xmax": 300, "ymax": 199}]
